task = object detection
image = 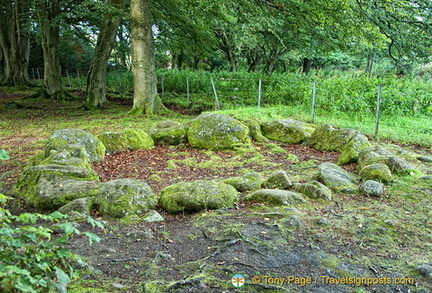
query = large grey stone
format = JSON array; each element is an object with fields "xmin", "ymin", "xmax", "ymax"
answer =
[
  {"xmin": 358, "ymin": 146, "xmax": 414, "ymax": 175},
  {"xmin": 309, "ymin": 124, "xmax": 371, "ymax": 165},
  {"xmin": 97, "ymin": 129, "xmax": 154, "ymax": 153},
  {"xmin": 223, "ymin": 172, "xmax": 262, "ymax": 192},
  {"xmin": 40, "ymin": 144, "xmax": 91, "ymax": 169},
  {"xmin": 149, "ymin": 120, "xmax": 188, "ymax": 146},
  {"xmin": 160, "ymin": 180, "xmax": 239, "ymax": 214},
  {"xmin": 359, "ymin": 163, "xmax": 392, "ymax": 183},
  {"xmin": 95, "ymin": 179, "xmax": 156, "ymax": 218},
  {"xmin": 261, "ymin": 119, "xmax": 315, "ymax": 144},
  {"xmin": 243, "ymin": 189, "xmax": 306, "ymax": 205},
  {"xmin": 317, "ymin": 162, "xmax": 358, "ymax": 193},
  {"xmin": 45, "ymin": 129, "xmax": 106, "ymax": 162},
  {"xmin": 14, "ymin": 164, "xmax": 101, "ymax": 210},
  {"xmin": 293, "ymin": 180, "xmax": 332, "ymax": 201},
  {"xmin": 263, "ymin": 170, "xmax": 292, "ymax": 190},
  {"xmin": 187, "ymin": 113, "xmax": 250, "ymax": 150},
  {"xmin": 360, "ymin": 180, "xmax": 384, "ymax": 197}
]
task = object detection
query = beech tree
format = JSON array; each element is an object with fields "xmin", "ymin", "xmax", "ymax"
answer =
[
  {"xmin": 0, "ymin": 0, "xmax": 31, "ymax": 86},
  {"xmin": 129, "ymin": 0, "xmax": 158, "ymax": 115},
  {"xmin": 85, "ymin": 0, "xmax": 126, "ymax": 109},
  {"xmin": 35, "ymin": 0, "xmax": 67, "ymax": 99}
]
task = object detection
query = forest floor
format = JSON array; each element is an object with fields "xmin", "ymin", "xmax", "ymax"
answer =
[{"xmin": 0, "ymin": 89, "xmax": 431, "ymax": 293}]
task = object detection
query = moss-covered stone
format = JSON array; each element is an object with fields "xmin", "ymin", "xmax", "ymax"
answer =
[
  {"xmin": 40, "ymin": 145, "xmax": 92, "ymax": 169},
  {"xmin": 45, "ymin": 129, "xmax": 106, "ymax": 162},
  {"xmin": 262, "ymin": 170, "xmax": 292, "ymax": 190},
  {"xmin": 309, "ymin": 124, "xmax": 371, "ymax": 165},
  {"xmin": 360, "ymin": 180, "xmax": 384, "ymax": 197},
  {"xmin": 187, "ymin": 113, "xmax": 250, "ymax": 150},
  {"xmin": 223, "ymin": 172, "xmax": 262, "ymax": 191},
  {"xmin": 94, "ymin": 179, "xmax": 156, "ymax": 218},
  {"xmin": 358, "ymin": 145, "xmax": 415, "ymax": 175},
  {"xmin": 244, "ymin": 120, "xmax": 268, "ymax": 142},
  {"xmin": 261, "ymin": 119, "xmax": 315, "ymax": 144},
  {"xmin": 159, "ymin": 180, "xmax": 239, "ymax": 214},
  {"xmin": 317, "ymin": 162, "xmax": 358, "ymax": 193},
  {"xmin": 57, "ymin": 197, "xmax": 94, "ymax": 219},
  {"xmin": 293, "ymin": 180, "xmax": 332, "ymax": 201},
  {"xmin": 97, "ymin": 129, "xmax": 154, "ymax": 153},
  {"xmin": 149, "ymin": 120, "xmax": 188, "ymax": 145},
  {"xmin": 14, "ymin": 164, "xmax": 101, "ymax": 210},
  {"xmin": 243, "ymin": 189, "xmax": 306, "ymax": 205},
  {"xmin": 359, "ymin": 163, "xmax": 392, "ymax": 183}
]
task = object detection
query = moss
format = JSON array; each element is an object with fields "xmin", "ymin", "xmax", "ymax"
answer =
[
  {"xmin": 159, "ymin": 180, "xmax": 239, "ymax": 214},
  {"xmin": 14, "ymin": 164, "xmax": 101, "ymax": 210},
  {"xmin": 359, "ymin": 164, "xmax": 392, "ymax": 183},
  {"xmin": 243, "ymin": 189, "xmax": 306, "ymax": 205},
  {"xmin": 45, "ymin": 129, "xmax": 106, "ymax": 162},
  {"xmin": 98, "ymin": 129, "xmax": 154, "ymax": 153},
  {"xmin": 261, "ymin": 119, "xmax": 315, "ymax": 144},
  {"xmin": 94, "ymin": 179, "xmax": 156, "ymax": 218},
  {"xmin": 293, "ymin": 181, "xmax": 332, "ymax": 201},
  {"xmin": 40, "ymin": 145, "xmax": 92, "ymax": 170},
  {"xmin": 223, "ymin": 172, "xmax": 262, "ymax": 191},
  {"xmin": 187, "ymin": 113, "xmax": 251, "ymax": 150}
]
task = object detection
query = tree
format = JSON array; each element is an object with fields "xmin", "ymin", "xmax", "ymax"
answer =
[
  {"xmin": 85, "ymin": 0, "xmax": 126, "ymax": 109},
  {"xmin": 355, "ymin": 0, "xmax": 432, "ymax": 71},
  {"xmin": 129, "ymin": 0, "xmax": 158, "ymax": 115},
  {"xmin": 0, "ymin": 0, "xmax": 31, "ymax": 86},
  {"xmin": 35, "ymin": 0, "xmax": 67, "ymax": 99}
]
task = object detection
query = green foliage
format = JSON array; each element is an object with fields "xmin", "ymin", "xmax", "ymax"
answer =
[
  {"xmin": 0, "ymin": 194, "xmax": 102, "ymax": 293},
  {"xmin": 0, "ymin": 149, "xmax": 10, "ymax": 160}
]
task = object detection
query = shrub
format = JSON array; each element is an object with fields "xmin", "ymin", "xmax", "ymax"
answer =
[{"xmin": 0, "ymin": 194, "xmax": 103, "ymax": 293}]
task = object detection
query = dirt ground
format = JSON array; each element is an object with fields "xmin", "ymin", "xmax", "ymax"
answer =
[{"xmin": 1, "ymin": 91, "xmax": 431, "ymax": 293}]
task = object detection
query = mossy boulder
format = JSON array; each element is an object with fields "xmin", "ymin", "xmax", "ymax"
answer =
[
  {"xmin": 244, "ymin": 120, "xmax": 268, "ymax": 142},
  {"xmin": 40, "ymin": 145, "xmax": 91, "ymax": 169},
  {"xmin": 261, "ymin": 119, "xmax": 315, "ymax": 144},
  {"xmin": 243, "ymin": 189, "xmax": 306, "ymax": 205},
  {"xmin": 14, "ymin": 164, "xmax": 101, "ymax": 210},
  {"xmin": 159, "ymin": 180, "xmax": 239, "ymax": 214},
  {"xmin": 293, "ymin": 180, "xmax": 332, "ymax": 201},
  {"xmin": 187, "ymin": 113, "xmax": 250, "ymax": 150},
  {"xmin": 358, "ymin": 145, "xmax": 414, "ymax": 174},
  {"xmin": 94, "ymin": 179, "xmax": 156, "ymax": 218},
  {"xmin": 97, "ymin": 129, "xmax": 154, "ymax": 153},
  {"xmin": 359, "ymin": 163, "xmax": 392, "ymax": 183},
  {"xmin": 360, "ymin": 180, "xmax": 384, "ymax": 197},
  {"xmin": 317, "ymin": 162, "xmax": 358, "ymax": 193},
  {"xmin": 262, "ymin": 170, "xmax": 292, "ymax": 190},
  {"xmin": 149, "ymin": 120, "xmax": 188, "ymax": 145},
  {"xmin": 309, "ymin": 124, "xmax": 371, "ymax": 165},
  {"xmin": 45, "ymin": 129, "xmax": 105, "ymax": 162},
  {"xmin": 57, "ymin": 197, "xmax": 94, "ymax": 219},
  {"xmin": 223, "ymin": 172, "xmax": 262, "ymax": 192}
]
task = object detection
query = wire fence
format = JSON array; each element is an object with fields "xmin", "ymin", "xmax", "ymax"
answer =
[{"xmin": 26, "ymin": 68, "xmax": 432, "ymax": 145}]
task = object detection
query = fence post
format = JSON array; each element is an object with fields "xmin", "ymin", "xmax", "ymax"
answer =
[
  {"xmin": 76, "ymin": 69, "xmax": 82, "ymax": 90},
  {"xmin": 161, "ymin": 76, "xmax": 165, "ymax": 100},
  {"xmin": 375, "ymin": 84, "xmax": 382, "ymax": 139},
  {"xmin": 311, "ymin": 81, "xmax": 317, "ymax": 123},
  {"xmin": 186, "ymin": 77, "xmax": 190, "ymax": 104},
  {"xmin": 258, "ymin": 79, "xmax": 262, "ymax": 108},
  {"xmin": 211, "ymin": 77, "xmax": 220, "ymax": 110}
]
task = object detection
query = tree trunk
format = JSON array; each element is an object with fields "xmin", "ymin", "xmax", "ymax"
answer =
[
  {"xmin": 85, "ymin": 0, "xmax": 126, "ymax": 109},
  {"xmin": 129, "ymin": 0, "xmax": 158, "ymax": 115},
  {"xmin": 35, "ymin": 0, "xmax": 67, "ymax": 99},
  {"xmin": 0, "ymin": 0, "xmax": 31, "ymax": 86},
  {"xmin": 302, "ymin": 58, "xmax": 313, "ymax": 74}
]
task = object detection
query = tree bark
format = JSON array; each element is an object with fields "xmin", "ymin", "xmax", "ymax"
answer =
[
  {"xmin": 0, "ymin": 0, "xmax": 31, "ymax": 86},
  {"xmin": 35, "ymin": 0, "xmax": 67, "ymax": 99},
  {"xmin": 85, "ymin": 0, "xmax": 126, "ymax": 109},
  {"xmin": 129, "ymin": 0, "xmax": 158, "ymax": 115}
]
